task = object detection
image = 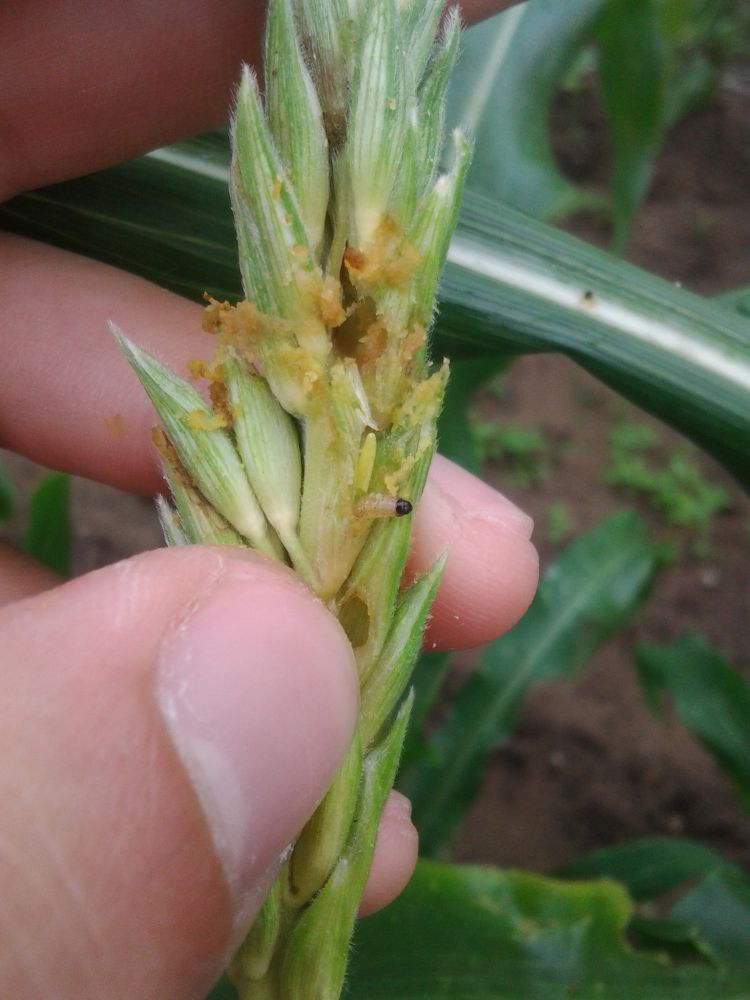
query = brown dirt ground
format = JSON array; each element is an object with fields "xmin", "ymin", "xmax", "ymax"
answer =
[
  {"xmin": 455, "ymin": 75, "xmax": 750, "ymax": 873},
  {"xmin": 454, "ymin": 352, "xmax": 750, "ymax": 873},
  {"xmin": 2, "ymin": 72, "xmax": 749, "ymax": 878}
]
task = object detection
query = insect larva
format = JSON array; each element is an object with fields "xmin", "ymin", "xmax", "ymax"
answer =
[{"xmin": 354, "ymin": 493, "xmax": 413, "ymax": 519}]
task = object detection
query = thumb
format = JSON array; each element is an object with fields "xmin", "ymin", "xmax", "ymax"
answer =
[{"xmin": 0, "ymin": 546, "xmax": 358, "ymax": 1000}]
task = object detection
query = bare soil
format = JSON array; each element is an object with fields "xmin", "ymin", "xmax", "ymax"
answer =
[
  {"xmin": 2, "ymin": 74, "xmax": 749, "ymax": 877},
  {"xmin": 454, "ymin": 352, "xmax": 750, "ymax": 872},
  {"xmin": 455, "ymin": 76, "xmax": 750, "ymax": 872}
]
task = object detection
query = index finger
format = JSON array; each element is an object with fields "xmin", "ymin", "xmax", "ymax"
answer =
[
  {"xmin": 0, "ymin": 234, "xmax": 538, "ymax": 651},
  {"xmin": 0, "ymin": 0, "xmax": 521, "ymax": 202}
]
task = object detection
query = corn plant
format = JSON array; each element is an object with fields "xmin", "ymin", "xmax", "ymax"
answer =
[{"xmin": 113, "ymin": 2, "xmax": 469, "ymax": 995}]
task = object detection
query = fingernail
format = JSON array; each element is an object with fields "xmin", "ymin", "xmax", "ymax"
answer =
[
  {"xmin": 157, "ymin": 567, "xmax": 357, "ymax": 925},
  {"xmin": 410, "ymin": 458, "xmax": 539, "ymax": 650},
  {"xmin": 429, "ymin": 455, "xmax": 534, "ymax": 539}
]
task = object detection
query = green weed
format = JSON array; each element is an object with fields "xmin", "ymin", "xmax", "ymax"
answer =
[
  {"xmin": 605, "ymin": 421, "xmax": 728, "ymax": 536},
  {"xmin": 471, "ymin": 421, "xmax": 551, "ymax": 486},
  {"xmin": 546, "ymin": 501, "xmax": 574, "ymax": 543},
  {"xmin": 0, "ymin": 460, "xmax": 14, "ymax": 522}
]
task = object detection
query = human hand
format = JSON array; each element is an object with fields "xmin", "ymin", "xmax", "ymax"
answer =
[
  {"xmin": 0, "ymin": 0, "xmax": 522, "ymax": 202},
  {"xmin": 0, "ymin": 3, "xmax": 537, "ymax": 998}
]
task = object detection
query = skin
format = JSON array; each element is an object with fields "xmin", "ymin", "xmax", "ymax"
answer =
[{"xmin": 0, "ymin": 2, "xmax": 532, "ymax": 998}]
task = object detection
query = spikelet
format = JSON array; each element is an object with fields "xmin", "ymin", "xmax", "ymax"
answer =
[{"xmin": 116, "ymin": 3, "xmax": 470, "ymax": 997}]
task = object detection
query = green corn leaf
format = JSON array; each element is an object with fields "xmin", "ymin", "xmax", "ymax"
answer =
[
  {"xmin": 439, "ymin": 193, "xmax": 750, "ymax": 492},
  {"xmin": 555, "ymin": 836, "xmax": 734, "ymax": 902},
  {"xmin": 343, "ymin": 861, "xmax": 750, "ymax": 998},
  {"xmin": 444, "ymin": 0, "xmax": 606, "ymax": 220},
  {"xmin": 671, "ymin": 865, "xmax": 750, "ymax": 971},
  {"xmin": 627, "ymin": 913, "xmax": 718, "ymax": 965},
  {"xmin": 3, "ymin": 135, "xmax": 750, "ymax": 491},
  {"xmin": 716, "ymin": 286, "xmax": 750, "ymax": 319},
  {"xmin": 0, "ymin": 133, "xmax": 241, "ymax": 300},
  {"xmin": 0, "ymin": 460, "xmax": 15, "ymax": 522},
  {"xmin": 400, "ymin": 511, "xmax": 661, "ymax": 856},
  {"xmin": 23, "ymin": 472, "xmax": 71, "ymax": 576},
  {"xmin": 636, "ymin": 634, "xmax": 750, "ymax": 816},
  {"xmin": 207, "ymin": 858, "xmax": 750, "ymax": 999},
  {"xmin": 656, "ymin": 0, "xmax": 742, "ymax": 126},
  {"xmin": 204, "ymin": 977, "xmax": 237, "ymax": 1000},
  {"xmin": 559, "ymin": 838, "xmax": 750, "ymax": 969},
  {"xmin": 447, "ymin": 0, "xmax": 709, "ymax": 244},
  {"xmin": 595, "ymin": 0, "xmax": 667, "ymax": 251}
]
